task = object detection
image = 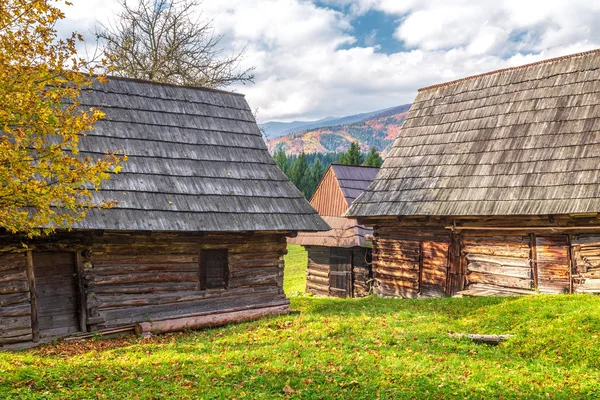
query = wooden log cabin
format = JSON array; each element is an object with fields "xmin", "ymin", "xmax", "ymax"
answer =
[
  {"xmin": 345, "ymin": 49, "xmax": 600, "ymax": 298},
  {"xmin": 0, "ymin": 77, "xmax": 328, "ymax": 348},
  {"xmin": 289, "ymin": 164, "xmax": 378, "ymax": 297}
]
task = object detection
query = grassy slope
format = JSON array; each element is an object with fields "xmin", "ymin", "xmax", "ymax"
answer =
[{"xmin": 2, "ymin": 247, "xmax": 600, "ymax": 398}]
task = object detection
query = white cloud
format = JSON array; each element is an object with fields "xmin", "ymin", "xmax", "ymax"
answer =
[
  {"xmin": 55, "ymin": 0, "xmax": 600, "ymax": 122},
  {"xmin": 55, "ymin": 0, "xmax": 122, "ymax": 55}
]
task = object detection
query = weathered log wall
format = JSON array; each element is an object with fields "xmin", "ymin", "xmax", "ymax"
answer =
[
  {"xmin": 352, "ymin": 247, "xmax": 372, "ymax": 297},
  {"xmin": 0, "ymin": 231, "xmax": 289, "ymax": 347},
  {"xmin": 305, "ymin": 246, "xmax": 330, "ymax": 296},
  {"xmin": 372, "ymin": 223, "xmax": 450, "ymax": 298},
  {"xmin": 461, "ymin": 234, "xmax": 534, "ymax": 295},
  {"xmin": 572, "ymin": 235, "xmax": 600, "ymax": 293},
  {"xmin": 368, "ymin": 217, "xmax": 600, "ymax": 298},
  {"xmin": 83, "ymin": 232, "xmax": 288, "ymax": 330},
  {"xmin": 0, "ymin": 253, "xmax": 32, "ymax": 345},
  {"xmin": 305, "ymin": 246, "xmax": 372, "ymax": 298}
]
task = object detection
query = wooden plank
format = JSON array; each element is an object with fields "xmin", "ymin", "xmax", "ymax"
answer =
[
  {"xmin": 0, "ymin": 280, "xmax": 28, "ymax": 295},
  {"xmin": 0, "ymin": 315, "xmax": 32, "ymax": 335},
  {"xmin": 91, "ymin": 263, "xmax": 200, "ymax": 276},
  {"xmin": 91, "ymin": 271, "xmax": 199, "ymax": 285},
  {"xmin": 530, "ymin": 233, "xmax": 538, "ymax": 290},
  {"xmin": 38, "ymin": 312, "xmax": 80, "ymax": 331},
  {"xmin": 93, "ymin": 254, "xmax": 200, "ymax": 265},
  {"xmin": 418, "ymin": 241, "xmax": 424, "ymax": 294},
  {"xmin": 88, "ymin": 282, "xmax": 199, "ymax": 294},
  {"xmin": 375, "ymin": 283, "xmax": 419, "ymax": 298},
  {"xmin": 568, "ymin": 235, "xmax": 574, "ymax": 294},
  {"xmin": 468, "ymin": 284, "xmax": 536, "ymax": 295},
  {"xmin": 0, "ymin": 327, "xmax": 34, "ymax": 339},
  {"xmin": 37, "ymin": 283, "xmax": 77, "ymax": 298},
  {"xmin": 467, "ymin": 262, "xmax": 532, "ymax": 278},
  {"xmin": 26, "ymin": 251, "xmax": 38, "ymax": 342},
  {"xmin": 0, "ymin": 303, "xmax": 31, "ymax": 317},
  {"xmin": 0, "ymin": 292, "xmax": 30, "ymax": 307},
  {"xmin": 0, "ymin": 253, "xmax": 27, "ymax": 272},
  {"xmin": 100, "ymin": 294, "xmax": 288, "ymax": 329},
  {"xmin": 467, "ymin": 271, "xmax": 533, "ymax": 290},
  {"xmin": 76, "ymin": 251, "xmax": 87, "ymax": 332},
  {"xmin": 307, "ymin": 268, "xmax": 328, "ymax": 279},
  {"xmin": 465, "ymin": 254, "xmax": 529, "ymax": 267},
  {"xmin": 0, "ymin": 270, "xmax": 27, "ymax": 284},
  {"xmin": 0, "ymin": 334, "xmax": 33, "ymax": 345},
  {"xmin": 37, "ymin": 294, "xmax": 78, "ymax": 314}
]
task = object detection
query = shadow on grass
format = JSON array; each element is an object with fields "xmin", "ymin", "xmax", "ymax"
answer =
[
  {"xmin": 3, "ymin": 351, "xmax": 597, "ymax": 399},
  {"xmin": 5, "ymin": 296, "xmax": 600, "ymax": 398}
]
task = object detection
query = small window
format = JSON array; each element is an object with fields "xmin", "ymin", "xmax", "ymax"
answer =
[{"xmin": 200, "ymin": 249, "xmax": 228, "ymax": 290}]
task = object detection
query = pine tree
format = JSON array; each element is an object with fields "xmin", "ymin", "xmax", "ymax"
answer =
[
  {"xmin": 273, "ymin": 148, "xmax": 289, "ymax": 174},
  {"xmin": 338, "ymin": 142, "xmax": 364, "ymax": 166},
  {"xmin": 364, "ymin": 147, "xmax": 383, "ymax": 167},
  {"xmin": 290, "ymin": 152, "xmax": 310, "ymax": 196},
  {"xmin": 308, "ymin": 158, "xmax": 325, "ymax": 198}
]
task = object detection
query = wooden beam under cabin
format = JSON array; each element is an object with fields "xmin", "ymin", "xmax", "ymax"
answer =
[{"xmin": 25, "ymin": 251, "xmax": 39, "ymax": 342}]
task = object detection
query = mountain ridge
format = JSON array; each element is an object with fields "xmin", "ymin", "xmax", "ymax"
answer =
[
  {"xmin": 267, "ymin": 104, "xmax": 411, "ymax": 155},
  {"xmin": 260, "ymin": 106, "xmax": 400, "ymax": 139}
]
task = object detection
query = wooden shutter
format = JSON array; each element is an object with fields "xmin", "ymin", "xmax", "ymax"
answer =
[{"xmin": 200, "ymin": 249, "xmax": 228, "ymax": 289}]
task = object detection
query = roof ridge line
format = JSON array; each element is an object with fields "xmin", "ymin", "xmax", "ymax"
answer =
[
  {"xmin": 102, "ymin": 75, "xmax": 246, "ymax": 97},
  {"xmin": 418, "ymin": 48, "xmax": 600, "ymax": 93},
  {"xmin": 330, "ymin": 163, "xmax": 381, "ymax": 169}
]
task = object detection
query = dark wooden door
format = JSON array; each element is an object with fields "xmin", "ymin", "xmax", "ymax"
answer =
[
  {"xmin": 33, "ymin": 252, "xmax": 80, "ymax": 338},
  {"xmin": 329, "ymin": 248, "xmax": 352, "ymax": 298}
]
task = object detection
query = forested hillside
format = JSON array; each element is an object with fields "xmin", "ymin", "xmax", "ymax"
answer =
[
  {"xmin": 273, "ymin": 143, "xmax": 382, "ymax": 200},
  {"xmin": 267, "ymin": 104, "xmax": 411, "ymax": 155}
]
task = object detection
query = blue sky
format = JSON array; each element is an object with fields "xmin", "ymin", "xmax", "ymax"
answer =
[
  {"xmin": 317, "ymin": 4, "xmax": 406, "ymax": 54},
  {"xmin": 59, "ymin": 0, "xmax": 600, "ymax": 122}
]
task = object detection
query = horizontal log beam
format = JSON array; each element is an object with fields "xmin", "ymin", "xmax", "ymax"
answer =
[{"xmin": 135, "ymin": 304, "xmax": 290, "ymax": 335}]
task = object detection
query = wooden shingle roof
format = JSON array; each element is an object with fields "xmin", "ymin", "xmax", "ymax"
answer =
[
  {"xmin": 71, "ymin": 77, "xmax": 329, "ymax": 232},
  {"xmin": 346, "ymin": 49, "xmax": 600, "ymax": 218},
  {"xmin": 290, "ymin": 164, "xmax": 378, "ymax": 247}
]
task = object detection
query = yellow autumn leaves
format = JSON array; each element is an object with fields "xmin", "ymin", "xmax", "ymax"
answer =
[{"xmin": 0, "ymin": 0, "xmax": 123, "ymax": 236}]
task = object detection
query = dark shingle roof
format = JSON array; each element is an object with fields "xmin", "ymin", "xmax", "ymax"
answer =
[
  {"xmin": 72, "ymin": 77, "xmax": 328, "ymax": 232},
  {"xmin": 346, "ymin": 49, "xmax": 600, "ymax": 218},
  {"xmin": 330, "ymin": 164, "xmax": 380, "ymax": 206}
]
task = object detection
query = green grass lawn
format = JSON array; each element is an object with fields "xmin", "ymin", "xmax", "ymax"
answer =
[
  {"xmin": 2, "ymin": 245, "xmax": 600, "ymax": 399},
  {"xmin": 283, "ymin": 244, "xmax": 308, "ymax": 295}
]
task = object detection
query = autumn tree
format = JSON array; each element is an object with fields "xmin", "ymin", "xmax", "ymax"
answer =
[
  {"xmin": 0, "ymin": 0, "xmax": 122, "ymax": 236},
  {"xmin": 364, "ymin": 146, "xmax": 383, "ymax": 167},
  {"xmin": 97, "ymin": 0, "xmax": 254, "ymax": 88}
]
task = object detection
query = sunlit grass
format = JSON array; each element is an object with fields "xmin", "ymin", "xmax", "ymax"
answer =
[
  {"xmin": 2, "ymin": 246, "xmax": 600, "ymax": 398},
  {"xmin": 283, "ymin": 244, "xmax": 307, "ymax": 296}
]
